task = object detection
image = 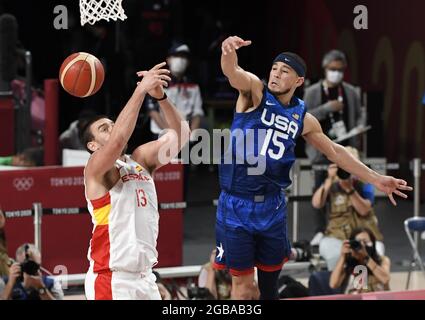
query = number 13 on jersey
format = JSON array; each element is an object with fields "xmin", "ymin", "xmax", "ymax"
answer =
[{"xmin": 136, "ymin": 189, "xmax": 147, "ymax": 207}]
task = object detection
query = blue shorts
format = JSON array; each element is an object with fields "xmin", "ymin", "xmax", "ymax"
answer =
[{"xmin": 213, "ymin": 190, "xmax": 291, "ymax": 276}]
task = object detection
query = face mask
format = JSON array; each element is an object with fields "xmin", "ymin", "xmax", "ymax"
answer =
[
  {"xmin": 168, "ymin": 57, "xmax": 188, "ymax": 75},
  {"xmin": 326, "ymin": 70, "xmax": 344, "ymax": 84}
]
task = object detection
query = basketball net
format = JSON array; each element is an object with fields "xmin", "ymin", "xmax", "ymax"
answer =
[{"xmin": 79, "ymin": 0, "xmax": 127, "ymax": 26}]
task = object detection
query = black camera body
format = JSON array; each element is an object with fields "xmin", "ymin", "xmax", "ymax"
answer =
[
  {"xmin": 349, "ymin": 239, "xmax": 362, "ymax": 251},
  {"xmin": 292, "ymin": 240, "xmax": 312, "ymax": 262},
  {"xmin": 187, "ymin": 284, "xmax": 214, "ymax": 300},
  {"xmin": 17, "ymin": 244, "xmax": 40, "ymax": 282},
  {"xmin": 21, "ymin": 259, "xmax": 40, "ymax": 276},
  {"xmin": 337, "ymin": 167, "xmax": 351, "ymax": 180}
]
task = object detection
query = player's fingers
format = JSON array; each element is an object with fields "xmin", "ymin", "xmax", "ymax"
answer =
[
  {"xmin": 233, "ymin": 36, "xmax": 251, "ymax": 47},
  {"xmin": 136, "ymin": 71, "xmax": 148, "ymax": 77},
  {"xmin": 233, "ymin": 36, "xmax": 245, "ymax": 43},
  {"xmin": 155, "ymin": 74, "xmax": 171, "ymax": 82},
  {"xmin": 396, "ymin": 179, "xmax": 412, "ymax": 190},
  {"xmin": 224, "ymin": 44, "xmax": 231, "ymax": 54},
  {"xmin": 155, "ymin": 68, "xmax": 171, "ymax": 76},
  {"xmin": 398, "ymin": 184, "xmax": 413, "ymax": 191},
  {"xmin": 388, "ymin": 193, "xmax": 397, "ymax": 206},
  {"xmin": 160, "ymin": 80, "xmax": 168, "ymax": 87},
  {"xmin": 151, "ymin": 62, "xmax": 167, "ymax": 71},
  {"xmin": 158, "ymin": 75, "xmax": 172, "ymax": 82},
  {"xmin": 229, "ymin": 39, "xmax": 240, "ymax": 50},
  {"xmin": 398, "ymin": 179, "xmax": 407, "ymax": 185},
  {"xmin": 221, "ymin": 45, "xmax": 226, "ymax": 55},
  {"xmin": 394, "ymin": 190, "xmax": 408, "ymax": 199}
]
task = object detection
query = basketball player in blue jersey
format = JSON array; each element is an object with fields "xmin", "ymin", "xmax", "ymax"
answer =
[{"xmin": 214, "ymin": 36, "xmax": 412, "ymax": 300}]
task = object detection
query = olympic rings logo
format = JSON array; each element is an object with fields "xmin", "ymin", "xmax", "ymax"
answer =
[{"xmin": 13, "ymin": 177, "xmax": 34, "ymax": 191}]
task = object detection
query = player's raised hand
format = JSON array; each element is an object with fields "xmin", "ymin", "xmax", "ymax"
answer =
[
  {"xmin": 136, "ymin": 62, "xmax": 171, "ymax": 95},
  {"xmin": 221, "ymin": 36, "xmax": 252, "ymax": 56},
  {"xmin": 374, "ymin": 175, "xmax": 413, "ymax": 206}
]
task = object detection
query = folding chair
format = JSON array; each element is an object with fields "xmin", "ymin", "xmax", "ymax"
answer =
[{"xmin": 404, "ymin": 217, "xmax": 425, "ymax": 289}]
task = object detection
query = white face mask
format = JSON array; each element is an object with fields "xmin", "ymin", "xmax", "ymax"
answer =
[
  {"xmin": 168, "ymin": 57, "xmax": 188, "ymax": 76},
  {"xmin": 326, "ymin": 70, "xmax": 344, "ymax": 85}
]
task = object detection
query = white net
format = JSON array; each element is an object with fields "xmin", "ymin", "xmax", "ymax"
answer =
[{"xmin": 79, "ymin": 0, "xmax": 127, "ymax": 26}]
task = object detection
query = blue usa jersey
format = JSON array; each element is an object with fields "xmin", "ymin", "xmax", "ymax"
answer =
[{"xmin": 219, "ymin": 86, "xmax": 307, "ymax": 195}]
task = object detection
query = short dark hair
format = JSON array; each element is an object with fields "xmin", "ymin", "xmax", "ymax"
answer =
[
  {"xmin": 281, "ymin": 52, "xmax": 307, "ymax": 76},
  {"xmin": 21, "ymin": 147, "xmax": 44, "ymax": 166},
  {"xmin": 79, "ymin": 114, "xmax": 109, "ymax": 154}
]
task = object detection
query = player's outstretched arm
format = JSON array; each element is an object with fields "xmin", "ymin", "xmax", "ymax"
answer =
[
  {"xmin": 221, "ymin": 36, "xmax": 262, "ymax": 93},
  {"xmin": 86, "ymin": 62, "xmax": 171, "ymax": 178},
  {"xmin": 132, "ymin": 93, "xmax": 190, "ymax": 173},
  {"xmin": 302, "ymin": 112, "xmax": 412, "ymax": 206}
]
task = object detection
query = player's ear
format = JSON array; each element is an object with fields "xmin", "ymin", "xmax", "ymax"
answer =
[
  {"xmin": 295, "ymin": 77, "xmax": 305, "ymax": 88},
  {"xmin": 87, "ymin": 141, "xmax": 98, "ymax": 153}
]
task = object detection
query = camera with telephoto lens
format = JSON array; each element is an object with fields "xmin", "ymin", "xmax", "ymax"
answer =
[
  {"xmin": 337, "ymin": 167, "xmax": 351, "ymax": 180},
  {"xmin": 349, "ymin": 239, "xmax": 362, "ymax": 252},
  {"xmin": 17, "ymin": 244, "xmax": 40, "ymax": 282},
  {"xmin": 187, "ymin": 283, "xmax": 214, "ymax": 300},
  {"xmin": 292, "ymin": 241, "xmax": 312, "ymax": 261}
]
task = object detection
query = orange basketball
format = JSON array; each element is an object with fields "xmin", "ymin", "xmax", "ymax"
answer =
[{"xmin": 59, "ymin": 52, "xmax": 104, "ymax": 98}]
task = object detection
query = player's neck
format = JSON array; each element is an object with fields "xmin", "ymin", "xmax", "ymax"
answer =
[{"xmin": 277, "ymin": 92, "xmax": 293, "ymax": 106}]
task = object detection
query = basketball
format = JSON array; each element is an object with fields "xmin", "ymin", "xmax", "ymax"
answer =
[{"xmin": 59, "ymin": 52, "xmax": 104, "ymax": 98}]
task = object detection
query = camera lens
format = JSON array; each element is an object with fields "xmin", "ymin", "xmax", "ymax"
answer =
[
  {"xmin": 337, "ymin": 168, "xmax": 351, "ymax": 180},
  {"xmin": 21, "ymin": 260, "xmax": 40, "ymax": 275},
  {"xmin": 349, "ymin": 239, "xmax": 362, "ymax": 251}
]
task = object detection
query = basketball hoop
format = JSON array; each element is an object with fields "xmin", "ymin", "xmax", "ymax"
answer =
[{"xmin": 79, "ymin": 0, "xmax": 127, "ymax": 26}]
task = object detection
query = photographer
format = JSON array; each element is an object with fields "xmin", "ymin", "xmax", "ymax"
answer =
[
  {"xmin": 0, "ymin": 209, "xmax": 8, "ymax": 299},
  {"xmin": 0, "ymin": 208, "xmax": 9, "ymax": 277},
  {"xmin": 152, "ymin": 271, "xmax": 172, "ymax": 300},
  {"xmin": 304, "ymin": 50, "xmax": 363, "ymax": 245},
  {"xmin": 311, "ymin": 147, "xmax": 384, "ymax": 270},
  {"xmin": 198, "ymin": 249, "xmax": 233, "ymax": 300},
  {"xmin": 1, "ymin": 244, "xmax": 63, "ymax": 300},
  {"xmin": 198, "ymin": 249, "xmax": 259, "ymax": 300},
  {"xmin": 330, "ymin": 227, "xmax": 390, "ymax": 293}
]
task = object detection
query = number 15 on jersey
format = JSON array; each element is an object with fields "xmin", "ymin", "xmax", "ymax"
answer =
[{"xmin": 259, "ymin": 128, "xmax": 288, "ymax": 160}]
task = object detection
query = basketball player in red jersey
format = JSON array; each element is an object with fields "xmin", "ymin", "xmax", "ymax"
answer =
[{"xmin": 81, "ymin": 62, "xmax": 190, "ymax": 300}]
